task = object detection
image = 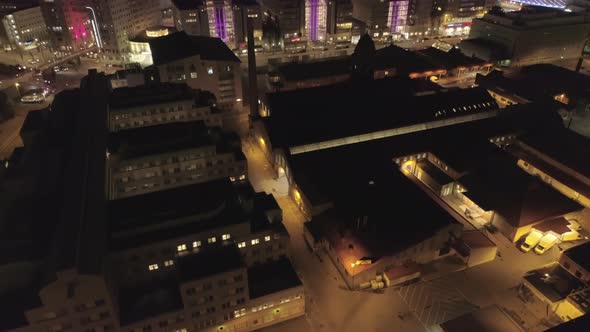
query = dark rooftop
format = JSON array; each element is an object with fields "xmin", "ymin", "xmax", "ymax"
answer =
[
  {"xmin": 418, "ymin": 47, "xmax": 489, "ymax": 69},
  {"xmin": 440, "ymin": 305, "xmax": 523, "ymax": 332},
  {"xmin": 177, "ymin": 244, "xmax": 244, "ymax": 282},
  {"xmin": 149, "ymin": 31, "xmax": 240, "ymax": 65},
  {"xmin": 263, "ymin": 79, "xmax": 495, "ymax": 149},
  {"xmin": 119, "ymin": 279, "xmax": 183, "ymax": 326},
  {"xmin": 564, "ymin": 241, "xmax": 590, "ymax": 273},
  {"xmin": 275, "ymin": 57, "xmax": 350, "ymax": 82},
  {"xmin": 107, "ymin": 121, "xmax": 213, "ymax": 160},
  {"xmin": 546, "ymin": 314, "xmax": 590, "ymax": 332},
  {"xmin": 172, "ymin": 0, "xmax": 205, "ymax": 10},
  {"xmin": 109, "ymin": 82, "xmax": 205, "ymax": 109},
  {"xmin": 416, "ymin": 160, "xmax": 454, "ymax": 184},
  {"xmin": 248, "ymin": 258, "xmax": 302, "ymax": 299},
  {"xmin": 524, "ymin": 263, "xmax": 584, "ymax": 303},
  {"xmin": 375, "ymin": 44, "xmax": 440, "ymax": 73}
]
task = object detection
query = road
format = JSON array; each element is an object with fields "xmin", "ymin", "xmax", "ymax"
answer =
[{"xmin": 242, "ymin": 135, "xmax": 583, "ymax": 332}]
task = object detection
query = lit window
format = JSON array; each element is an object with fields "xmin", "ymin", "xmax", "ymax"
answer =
[
  {"xmin": 177, "ymin": 244, "xmax": 187, "ymax": 252},
  {"xmin": 208, "ymin": 237, "xmax": 216, "ymax": 243},
  {"xmin": 251, "ymin": 239, "xmax": 259, "ymax": 245},
  {"xmin": 190, "ymin": 72, "xmax": 197, "ymax": 78},
  {"xmin": 264, "ymin": 236, "xmax": 271, "ymax": 242},
  {"xmin": 193, "ymin": 241, "xmax": 201, "ymax": 248},
  {"xmin": 238, "ymin": 242, "xmax": 246, "ymax": 248},
  {"xmin": 148, "ymin": 264, "xmax": 159, "ymax": 271},
  {"xmin": 207, "ymin": 67, "xmax": 214, "ymax": 75},
  {"xmin": 222, "ymin": 234, "xmax": 231, "ymax": 240},
  {"xmin": 225, "ymin": 65, "xmax": 231, "ymax": 72},
  {"xmin": 164, "ymin": 260, "xmax": 174, "ymax": 267},
  {"xmin": 239, "ymin": 174, "xmax": 246, "ymax": 180}
]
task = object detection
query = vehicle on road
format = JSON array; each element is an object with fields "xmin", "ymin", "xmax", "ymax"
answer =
[
  {"xmin": 20, "ymin": 88, "xmax": 47, "ymax": 103},
  {"xmin": 520, "ymin": 229, "xmax": 544, "ymax": 252},
  {"xmin": 534, "ymin": 233, "xmax": 559, "ymax": 254}
]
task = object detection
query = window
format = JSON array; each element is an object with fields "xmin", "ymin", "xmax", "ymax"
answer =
[
  {"xmin": 273, "ymin": 234, "xmax": 280, "ymax": 240},
  {"xmin": 207, "ymin": 67, "xmax": 214, "ymax": 75},
  {"xmin": 208, "ymin": 237, "xmax": 217, "ymax": 243},
  {"xmin": 190, "ymin": 72, "xmax": 198, "ymax": 78},
  {"xmin": 164, "ymin": 260, "xmax": 174, "ymax": 267},
  {"xmin": 193, "ymin": 240, "xmax": 201, "ymax": 248},
  {"xmin": 238, "ymin": 242, "xmax": 246, "ymax": 248},
  {"xmin": 148, "ymin": 264, "xmax": 158, "ymax": 271},
  {"xmin": 222, "ymin": 234, "xmax": 231, "ymax": 240},
  {"xmin": 225, "ymin": 65, "xmax": 231, "ymax": 72},
  {"xmin": 251, "ymin": 238, "xmax": 259, "ymax": 245},
  {"xmin": 177, "ymin": 244, "xmax": 187, "ymax": 252},
  {"xmin": 264, "ymin": 235, "xmax": 271, "ymax": 242}
]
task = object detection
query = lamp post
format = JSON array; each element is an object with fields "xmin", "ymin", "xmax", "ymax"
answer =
[{"xmin": 15, "ymin": 82, "xmax": 20, "ymax": 98}]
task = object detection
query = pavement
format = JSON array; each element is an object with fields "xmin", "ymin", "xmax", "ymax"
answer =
[{"xmin": 242, "ymin": 134, "xmax": 580, "ymax": 332}]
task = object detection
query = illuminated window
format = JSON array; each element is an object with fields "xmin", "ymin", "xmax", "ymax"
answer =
[
  {"xmin": 207, "ymin": 67, "xmax": 214, "ymax": 75},
  {"xmin": 239, "ymin": 174, "xmax": 246, "ymax": 180},
  {"xmin": 222, "ymin": 234, "xmax": 231, "ymax": 240},
  {"xmin": 208, "ymin": 237, "xmax": 216, "ymax": 243},
  {"xmin": 148, "ymin": 264, "xmax": 159, "ymax": 271},
  {"xmin": 164, "ymin": 260, "xmax": 174, "ymax": 267},
  {"xmin": 177, "ymin": 244, "xmax": 187, "ymax": 252},
  {"xmin": 251, "ymin": 239, "xmax": 259, "ymax": 245},
  {"xmin": 264, "ymin": 236, "xmax": 271, "ymax": 242},
  {"xmin": 238, "ymin": 242, "xmax": 246, "ymax": 248},
  {"xmin": 193, "ymin": 241, "xmax": 201, "ymax": 248},
  {"xmin": 190, "ymin": 72, "xmax": 198, "ymax": 78}
]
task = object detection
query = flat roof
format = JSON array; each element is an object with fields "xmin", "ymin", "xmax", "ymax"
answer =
[
  {"xmin": 534, "ymin": 217, "xmax": 572, "ymax": 235},
  {"xmin": 276, "ymin": 57, "xmax": 350, "ymax": 82},
  {"xmin": 248, "ymin": 258, "xmax": 302, "ymax": 299},
  {"xmin": 519, "ymin": 128, "xmax": 590, "ymax": 180},
  {"xmin": 440, "ymin": 305, "xmax": 523, "ymax": 332},
  {"xmin": 416, "ymin": 160, "xmax": 454, "ymax": 184},
  {"xmin": 564, "ymin": 241, "xmax": 590, "ymax": 273},
  {"xmin": 149, "ymin": 31, "xmax": 240, "ymax": 65},
  {"xmin": 418, "ymin": 47, "xmax": 489, "ymax": 69},
  {"xmin": 107, "ymin": 121, "xmax": 214, "ymax": 160},
  {"xmin": 459, "ymin": 150, "xmax": 582, "ymax": 228},
  {"xmin": 109, "ymin": 82, "xmax": 201, "ymax": 109},
  {"xmin": 263, "ymin": 80, "xmax": 496, "ymax": 149},
  {"xmin": 375, "ymin": 44, "xmax": 441, "ymax": 73},
  {"xmin": 177, "ymin": 244, "xmax": 244, "ymax": 282},
  {"xmin": 119, "ymin": 279, "xmax": 183, "ymax": 326},
  {"xmin": 524, "ymin": 263, "xmax": 584, "ymax": 303},
  {"xmin": 172, "ymin": 0, "xmax": 205, "ymax": 10},
  {"xmin": 461, "ymin": 230, "xmax": 496, "ymax": 249},
  {"xmin": 546, "ymin": 314, "xmax": 590, "ymax": 332}
]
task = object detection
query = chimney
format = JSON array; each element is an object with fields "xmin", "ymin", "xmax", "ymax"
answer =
[{"xmin": 247, "ymin": 17, "xmax": 259, "ymax": 123}]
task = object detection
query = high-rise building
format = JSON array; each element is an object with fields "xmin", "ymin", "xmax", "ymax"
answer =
[
  {"xmin": 327, "ymin": 0, "xmax": 354, "ymax": 45},
  {"xmin": 262, "ymin": 0, "xmax": 305, "ymax": 51},
  {"xmin": 171, "ymin": 0, "xmax": 210, "ymax": 37},
  {"xmin": 304, "ymin": 0, "xmax": 328, "ymax": 42},
  {"xmin": 206, "ymin": 0, "xmax": 236, "ymax": 47},
  {"xmin": 2, "ymin": 5, "xmax": 49, "ymax": 51}
]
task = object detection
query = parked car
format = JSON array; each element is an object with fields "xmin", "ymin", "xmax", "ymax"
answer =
[
  {"xmin": 520, "ymin": 229, "xmax": 544, "ymax": 252},
  {"xmin": 534, "ymin": 233, "xmax": 559, "ymax": 255},
  {"xmin": 20, "ymin": 89, "xmax": 47, "ymax": 103}
]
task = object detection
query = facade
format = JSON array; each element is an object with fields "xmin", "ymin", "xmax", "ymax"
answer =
[
  {"xmin": 172, "ymin": 0, "xmax": 210, "ymax": 36},
  {"xmin": 327, "ymin": 0, "xmax": 353, "ymax": 45},
  {"xmin": 40, "ymin": 0, "xmax": 94, "ymax": 52},
  {"xmin": 206, "ymin": 0, "xmax": 236, "ymax": 47},
  {"xmin": 559, "ymin": 241, "xmax": 590, "ymax": 283},
  {"xmin": 460, "ymin": 6, "xmax": 590, "ymax": 66},
  {"xmin": 0, "ymin": 70, "xmax": 304, "ymax": 332},
  {"xmin": 107, "ymin": 83, "xmax": 222, "ymax": 131},
  {"xmin": 107, "ymin": 121, "xmax": 247, "ymax": 199},
  {"xmin": 148, "ymin": 32, "xmax": 243, "ymax": 109},
  {"xmin": 2, "ymin": 5, "xmax": 48, "ymax": 50},
  {"xmin": 304, "ymin": 0, "xmax": 328, "ymax": 42},
  {"xmin": 263, "ymin": 0, "xmax": 305, "ymax": 51}
]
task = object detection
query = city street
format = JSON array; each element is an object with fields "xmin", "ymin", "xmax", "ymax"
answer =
[{"xmin": 242, "ymin": 136, "xmax": 582, "ymax": 332}]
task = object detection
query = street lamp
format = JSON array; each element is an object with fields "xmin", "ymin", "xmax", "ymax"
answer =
[{"xmin": 15, "ymin": 82, "xmax": 21, "ymax": 97}]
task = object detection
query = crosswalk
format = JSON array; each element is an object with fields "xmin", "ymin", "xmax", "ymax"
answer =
[{"xmin": 396, "ymin": 276, "xmax": 479, "ymax": 327}]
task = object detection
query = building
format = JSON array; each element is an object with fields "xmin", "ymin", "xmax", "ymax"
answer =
[
  {"xmin": 560, "ymin": 241, "xmax": 590, "ymax": 283},
  {"xmin": 232, "ymin": 0, "xmax": 264, "ymax": 48},
  {"xmin": 128, "ymin": 26, "xmax": 176, "ymax": 67},
  {"xmin": 0, "ymin": 70, "xmax": 304, "ymax": 332},
  {"xmin": 2, "ymin": 5, "xmax": 49, "ymax": 50},
  {"xmin": 107, "ymin": 121, "xmax": 247, "ymax": 199},
  {"xmin": 107, "ymin": 83, "xmax": 222, "ymax": 131},
  {"xmin": 304, "ymin": 0, "xmax": 328, "ymax": 42},
  {"xmin": 147, "ymin": 32, "xmax": 243, "ymax": 109},
  {"xmin": 327, "ymin": 0, "xmax": 354, "ymax": 46},
  {"xmin": 263, "ymin": 0, "xmax": 306, "ymax": 51},
  {"xmin": 0, "ymin": 0, "xmax": 39, "ymax": 48},
  {"xmin": 440, "ymin": 305, "xmax": 524, "ymax": 332},
  {"xmin": 352, "ymin": 0, "xmax": 391, "ymax": 41},
  {"xmin": 172, "ymin": 0, "xmax": 210, "ymax": 37},
  {"xmin": 460, "ymin": 6, "xmax": 590, "ymax": 66}
]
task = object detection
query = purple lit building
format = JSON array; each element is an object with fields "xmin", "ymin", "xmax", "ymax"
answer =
[
  {"xmin": 305, "ymin": 0, "xmax": 328, "ymax": 42},
  {"xmin": 207, "ymin": 0, "xmax": 236, "ymax": 46}
]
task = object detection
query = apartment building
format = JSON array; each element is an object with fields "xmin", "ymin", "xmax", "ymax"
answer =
[
  {"xmin": 147, "ymin": 32, "xmax": 243, "ymax": 109},
  {"xmin": 108, "ymin": 83, "xmax": 222, "ymax": 131},
  {"xmin": 2, "ymin": 5, "xmax": 48, "ymax": 50},
  {"xmin": 107, "ymin": 121, "xmax": 247, "ymax": 199},
  {"xmin": 1, "ymin": 70, "xmax": 304, "ymax": 332}
]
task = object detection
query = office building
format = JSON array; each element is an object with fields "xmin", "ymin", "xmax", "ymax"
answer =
[
  {"xmin": 326, "ymin": 0, "xmax": 353, "ymax": 45},
  {"xmin": 460, "ymin": 6, "xmax": 590, "ymax": 66},
  {"xmin": 171, "ymin": 0, "xmax": 210, "ymax": 37},
  {"xmin": 0, "ymin": 69, "xmax": 304, "ymax": 332},
  {"xmin": 262, "ymin": 0, "xmax": 306, "ymax": 51},
  {"xmin": 107, "ymin": 121, "xmax": 247, "ymax": 199},
  {"xmin": 304, "ymin": 0, "xmax": 328, "ymax": 42},
  {"xmin": 147, "ymin": 32, "xmax": 243, "ymax": 109},
  {"xmin": 2, "ymin": 5, "xmax": 49, "ymax": 50}
]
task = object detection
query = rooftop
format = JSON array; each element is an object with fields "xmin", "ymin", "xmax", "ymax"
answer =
[
  {"xmin": 524, "ymin": 263, "xmax": 584, "ymax": 303},
  {"xmin": 263, "ymin": 80, "xmax": 496, "ymax": 149},
  {"xmin": 119, "ymin": 279, "xmax": 183, "ymax": 326},
  {"xmin": 109, "ymin": 83, "xmax": 212, "ymax": 109},
  {"xmin": 171, "ymin": 0, "xmax": 205, "ymax": 10},
  {"xmin": 248, "ymin": 258, "xmax": 302, "ymax": 299},
  {"xmin": 149, "ymin": 31, "xmax": 240, "ymax": 65},
  {"xmin": 440, "ymin": 305, "xmax": 523, "ymax": 332},
  {"xmin": 177, "ymin": 244, "xmax": 244, "ymax": 282},
  {"xmin": 274, "ymin": 57, "xmax": 350, "ymax": 82},
  {"xmin": 107, "ymin": 121, "xmax": 213, "ymax": 160},
  {"xmin": 546, "ymin": 314, "xmax": 590, "ymax": 332},
  {"xmin": 564, "ymin": 241, "xmax": 590, "ymax": 273}
]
